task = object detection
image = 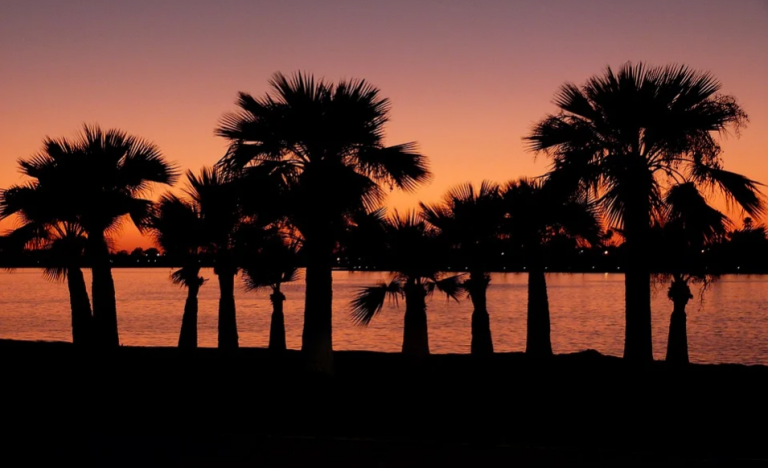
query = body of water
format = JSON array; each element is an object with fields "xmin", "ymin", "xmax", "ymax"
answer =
[{"xmin": 1, "ymin": 269, "xmax": 766, "ymax": 365}]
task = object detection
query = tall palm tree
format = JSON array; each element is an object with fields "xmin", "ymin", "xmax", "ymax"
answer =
[
  {"xmin": 350, "ymin": 212, "xmax": 462, "ymax": 357},
  {"xmin": 526, "ymin": 63, "xmax": 764, "ymax": 362},
  {"xmin": 651, "ymin": 183, "xmax": 730, "ymax": 364},
  {"xmin": 242, "ymin": 235, "xmax": 301, "ymax": 352},
  {"xmin": 149, "ymin": 194, "xmax": 208, "ymax": 348},
  {"xmin": 7, "ymin": 125, "xmax": 177, "ymax": 347},
  {"xmin": 216, "ymin": 72, "xmax": 431, "ymax": 372},
  {"xmin": 503, "ymin": 178, "xmax": 600, "ymax": 357},
  {"xmin": 179, "ymin": 167, "xmax": 246, "ymax": 350},
  {"xmin": 421, "ymin": 181, "xmax": 505, "ymax": 355}
]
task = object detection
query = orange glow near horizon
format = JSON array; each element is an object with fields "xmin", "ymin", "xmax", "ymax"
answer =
[{"xmin": 1, "ymin": 1, "xmax": 767, "ymax": 250}]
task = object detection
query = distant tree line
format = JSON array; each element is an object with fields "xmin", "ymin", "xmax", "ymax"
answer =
[
  {"xmin": 0, "ymin": 63, "xmax": 764, "ymax": 371},
  {"xmin": 3, "ymin": 221, "xmax": 766, "ymax": 274}
]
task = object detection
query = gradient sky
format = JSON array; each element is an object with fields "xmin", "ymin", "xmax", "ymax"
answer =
[{"xmin": 2, "ymin": 0, "xmax": 767, "ymax": 250}]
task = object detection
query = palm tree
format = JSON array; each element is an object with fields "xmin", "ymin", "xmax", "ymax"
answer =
[
  {"xmin": 6, "ymin": 125, "xmax": 177, "ymax": 347},
  {"xmin": 503, "ymin": 178, "xmax": 600, "ymax": 357},
  {"xmin": 178, "ymin": 167, "xmax": 245, "ymax": 350},
  {"xmin": 421, "ymin": 182, "xmax": 505, "ymax": 355},
  {"xmin": 242, "ymin": 235, "xmax": 301, "ymax": 352},
  {"xmin": 149, "ymin": 194, "xmax": 208, "ymax": 348},
  {"xmin": 526, "ymin": 63, "xmax": 764, "ymax": 362},
  {"xmin": 651, "ymin": 183, "xmax": 730, "ymax": 364},
  {"xmin": 350, "ymin": 212, "xmax": 462, "ymax": 357},
  {"xmin": 0, "ymin": 216, "xmax": 92, "ymax": 345},
  {"xmin": 216, "ymin": 72, "xmax": 431, "ymax": 372}
]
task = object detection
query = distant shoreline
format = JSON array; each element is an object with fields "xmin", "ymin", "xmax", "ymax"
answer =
[{"xmin": 3, "ymin": 265, "xmax": 768, "ymax": 274}]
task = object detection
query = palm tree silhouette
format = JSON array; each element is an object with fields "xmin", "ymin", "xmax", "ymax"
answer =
[
  {"xmin": 149, "ymin": 193, "xmax": 208, "ymax": 348},
  {"xmin": 350, "ymin": 211, "xmax": 462, "ymax": 357},
  {"xmin": 216, "ymin": 72, "xmax": 431, "ymax": 372},
  {"xmin": 503, "ymin": 178, "xmax": 600, "ymax": 357},
  {"xmin": 651, "ymin": 183, "xmax": 730, "ymax": 364},
  {"xmin": 526, "ymin": 63, "xmax": 764, "ymax": 362},
  {"xmin": 0, "ymin": 196, "xmax": 92, "ymax": 346},
  {"xmin": 421, "ymin": 182, "xmax": 505, "ymax": 355},
  {"xmin": 242, "ymin": 235, "xmax": 301, "ymax": 352},
  {"xmin": 3, "ymin": 126, "xmax": 177, "ymax": 347},
  {"xmin": 179, "ymin": 167, "xmax": 245, "ymax": 350}
]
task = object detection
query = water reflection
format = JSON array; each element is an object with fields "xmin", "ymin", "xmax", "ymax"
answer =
[{"xmin": 1, "ymin": 269, "xmax": 766, "ymax": 364}]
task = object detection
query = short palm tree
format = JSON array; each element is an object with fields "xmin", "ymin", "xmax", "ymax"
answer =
[
  {"xmin": 180, "ymin": 167, "xmax": 245, "ymax": 350},
  {"xmin": 652, "ymin": 182, "xmax": 730, "ymax": 364},
  {"xmin": 5, "ymin": 125, "xmax": 177, "ymax": 347},
  {"xmin": 526, "ymin": 63, "xmax": 764, "ymax": 361},
  {"xmin": 149, "ymin": 193, "xmax": 208, "ymax": 348},
  {"xmin": 350, "ymin": 211, "xmax": 462, "ymax": 357},
  {"xmin": 421, "ymin": 181, "xmax": 505, "ymax": 355},
  {"xmin": 242, "ymin": 235, "xmax": 301, "ymax": 352},
  {"xmin": 503, "ymin": 177, "xmax": 600, "ymax": 357},
  {"xmin": 216, "ymin": 72, "xmax": 431, "ymax": 372},
  {"xmin": 0, "ymin": 207, "xmax": 92, "ymax": 346}
]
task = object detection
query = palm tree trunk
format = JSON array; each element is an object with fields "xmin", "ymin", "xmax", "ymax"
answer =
[
  {"xmin": 66, "ymin": 266, "xmax": 92, "ymax": 346},
  {"xmin": 217, "ymin": 269, "xmax": 238, "ymax": 349},
  {"xmin": 269, "ymin": 289, "xmax": 287, "ymax": 352},
  {"xmin": 402, "ymin": 283, "xmax": 429, "ymax": 357},
  {"xmin": 88, "ymin": 231, "xmax": 119, "ymax": 347},
  {"xmin": 526, "ymin": 258, "xmax": 552, "ymax": 357},
  {"xmin": 301, "ymin": 235, "xmax": 334, "ymax": 373},
  {"xmin": 623, "ymin": 195, "xmax": 653, "ymax": 362},
  {"xmin": 666, "ymin": 278, "xmax": 691, "ymax": 365},
  {"xmin": 178, "ymin": 282, "xmax": 200, "ymax": 349},
  {"xmin": 468, "ymin": 271, "xmax": 493, "ymax": 355}
]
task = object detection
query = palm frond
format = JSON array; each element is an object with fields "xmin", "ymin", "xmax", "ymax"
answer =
[
  {"xmin": 691, "ymin": 162, "xmax": 764, "ymax": 216},
  {"xmin": 664, "ymin": 182, "xmax": 730, "ymax": 244},
  {"xmin": 427, "ymin": 274, "xmax": 465, "ymax": 301},
  {"xmin": 0, "ymin": 183, "xmax": 44, "ymax": 221},
  {"xmin": 42, "ymin": 266, "xmax": 68, "ymax": 282},
  {"xmin": 350, "ymin": 281, "xmax": 402, "ymax": 326},
  {"xmin": 170, "ymin": 266, "xmax": 204, "ymax": 288},
  {"xmin": 148, "ymin": 193, "xmax": 202, "ymax": 255},
  {"xmin": 355, "ymin": 142, "xmax": 432, "ymax": 192},
  {"xmin": 120, "ymin": 137, "xmax": 179, "ymax": 190}
]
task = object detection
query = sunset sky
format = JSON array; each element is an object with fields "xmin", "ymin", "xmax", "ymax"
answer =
[{"xmin": 1, "ymin": 0, "xmax": 767, "ymax": 250}]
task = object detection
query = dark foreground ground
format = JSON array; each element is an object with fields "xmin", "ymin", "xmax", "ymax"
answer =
[{"xmin": 3, "ymin": 340, "xmax": 768, "ymax": 466}]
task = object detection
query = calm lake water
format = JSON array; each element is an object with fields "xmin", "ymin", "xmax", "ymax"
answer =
[{"xmin": 1, "ymin": 269, "xmax": 766, "ymax": 365}]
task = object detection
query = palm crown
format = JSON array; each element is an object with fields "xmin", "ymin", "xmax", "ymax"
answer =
[
  {"xmin": 241, "ymin": 235, "xmax": 301, "ymax": 293},
  {"xmin": 503, "ymin": 177, "xmax": 601, "ymax": 249},
  {"xmin": 420, "ymin": 181, "xmax": 505, "ymax": 268},
  {"xmin": 149, "ymin": 191, "xmax": 207, "ymax": 288},
  {"xmin": 1, "ymin": 177, "xmax": 89, "ymax": 281},
  {"xmin": 183, "ymin": 167, "xmax": 244, "ymax": 256},
  {"xmin": 526, "ymin": 62, "xmax": 763, "ymax": 227},
  {"xmin": 350, "ymin": 211, "xmax": 463, "ymax": 326},
  {"xmin": 651, "ymin": 182, "xmax": 730, "ymax": 280},
  {"xmin": 11, "ymin": 125, "xmax": 178, "ymax": 236},
  {"xmin": 215, "ymin": 72, "xmax": 431, "ymax": 233}
]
